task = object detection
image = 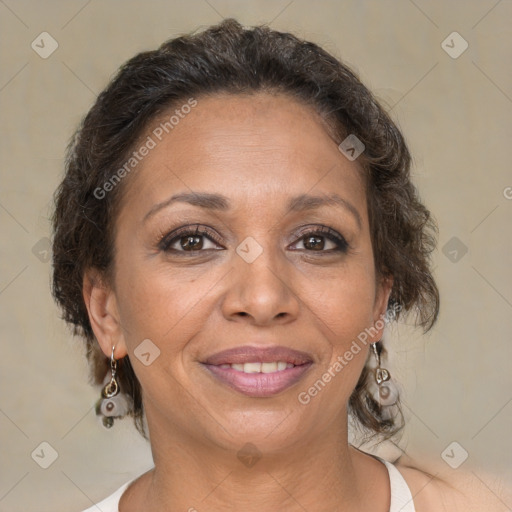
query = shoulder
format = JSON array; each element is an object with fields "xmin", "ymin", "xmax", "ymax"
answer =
[
  {"xmin": 81, "ymin": 479, "xmax": 132, "ymax": 512},
  {"xmin": 393, "ymin": 458, "xmax": 512, "ymax": 512}
]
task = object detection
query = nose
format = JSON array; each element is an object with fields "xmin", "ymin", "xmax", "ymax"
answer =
[{"xmin": 221, "ymin": 248, "xmax": 300, "ymax": 326}]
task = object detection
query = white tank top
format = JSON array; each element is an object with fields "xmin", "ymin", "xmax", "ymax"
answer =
[
  {"xmin": 81, "ymin": 457, "xmax": 416, "ymax": 512},
  {"xmin": 377, "ymin": 456, "xmax": 417, "ymax": 512}
]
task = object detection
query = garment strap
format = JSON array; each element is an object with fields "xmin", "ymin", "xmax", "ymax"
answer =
[{"xmin": 373, "ymin": 455, "xmax": 416, "ymax": 512}]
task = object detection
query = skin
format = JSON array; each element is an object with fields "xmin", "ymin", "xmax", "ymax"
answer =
[{"xmin": 82, "ymin": 93, "xmax": 507, "ymax": 511}]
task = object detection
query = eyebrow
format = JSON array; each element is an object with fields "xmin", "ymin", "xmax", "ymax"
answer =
[
  {"xmin": 143, "ymin": 192, "xmax": 229, "ymax": 223},
  {"xmin": 143, "ymin": 191, "xmax": 362, "ymax": 229},
  {"xmin": 287, "ymin": 193, "xmax": 362, "ymax": 229}
]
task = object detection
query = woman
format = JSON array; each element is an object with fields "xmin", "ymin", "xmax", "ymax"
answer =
[{"xmin": 51, "ymin": 18, "xmax": 496, "ymax": 512}]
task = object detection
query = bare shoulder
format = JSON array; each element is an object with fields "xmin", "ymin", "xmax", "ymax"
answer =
[{"xmin": 393, "ymin": 458, "xmax": 512, "ymax": 512}]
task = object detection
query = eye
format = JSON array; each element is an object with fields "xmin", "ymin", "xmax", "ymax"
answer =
[
  {"xmin": 159, "ymin": 225, "xmax": 224, "ymax": 253},
  {"xmin": 158, "ymin": 224, "xmax": 349, "ymax": 254},
  {"xmin": 290, "ymin": 226, "xmax": 349, "ymax": 253}
]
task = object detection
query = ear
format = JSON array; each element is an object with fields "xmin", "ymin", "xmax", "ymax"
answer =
[
  {"xmin": 82, "ymin": 268, "xmax": 128, "ymax": 360},
  {"xmin": 370, "ymin": 274, "xmax": 394, "ymax": 343}
]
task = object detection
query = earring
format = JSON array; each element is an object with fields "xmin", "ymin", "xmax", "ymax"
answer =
[
  {"xmin": 370, "ymin": 341, "xmax": 398, "ymax": 407},
  {"xmin": 95, "ymin": 345, "xmax": 133, "ymax": 428},
  {"xmin": 102, "ymin": 345, "xmax": 119, "ymax": 399}
]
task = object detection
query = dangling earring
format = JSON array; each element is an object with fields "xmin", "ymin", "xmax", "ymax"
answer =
[
  {"xmin": 95, "ymin": 345, "xmax": 133, "ymax": 428},
  {"xmin": 371, "ymin": 341, "xmax": 398, "ymax": 407},
  {"xmin": 103, "ymin": 345, "xmax": 119, "ymax": 399}
]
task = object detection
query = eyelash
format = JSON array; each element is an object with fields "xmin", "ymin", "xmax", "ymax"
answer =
[{"xmin": 158, "ymin": 224, "xmax": 349, "ymax": 254}]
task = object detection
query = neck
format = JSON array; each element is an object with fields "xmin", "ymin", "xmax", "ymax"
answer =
[{"xmin": 131, "ymin": 407, "xmax": 389, "ymax": 512}]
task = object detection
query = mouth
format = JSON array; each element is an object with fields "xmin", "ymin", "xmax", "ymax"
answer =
[{"xmin": 201, "ymin": 345, "xmax": 314, "ymax": 397}]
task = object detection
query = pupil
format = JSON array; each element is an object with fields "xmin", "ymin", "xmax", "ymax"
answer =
[
  {"xmin": 305, "ymin": 236, "xmax": 324, "ymax": 250},
  {"xmin": 182, "ymin": 235, "xmax": 202, "ymax": 250}
]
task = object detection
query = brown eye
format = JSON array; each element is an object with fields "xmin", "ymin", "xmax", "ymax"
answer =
[
  {"xmin": 180, "ymin": 235, "xmax": 204, "ymax": 251},
  {"xmin": 291, "ymin": 227, "xmax": 349, "ymax": 253},
  {"xmin": 159, "ymin": 225, "xmax": 224, "ymax": 253},
  {"xmin": 165, "ymin": 232, "xmax": 219, "ymax": 252},
  {"xmin": 304, "ymin": 235, "xmax": 328, "ymax": 250}
]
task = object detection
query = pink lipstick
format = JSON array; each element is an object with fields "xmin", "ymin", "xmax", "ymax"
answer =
[{"xmin": 202, "ymin": 345, "xmax": 313, "ymax": 397}]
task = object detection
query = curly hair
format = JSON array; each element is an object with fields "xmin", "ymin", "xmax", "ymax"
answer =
[{"xmin": 51, "ymin": 18, "xmax": 439, "ymax": 441}]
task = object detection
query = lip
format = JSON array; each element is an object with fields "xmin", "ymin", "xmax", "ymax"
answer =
[
  {"xmin": 203, "ymin": 345, "xmax": 314, "ymax": 366},
  {"xmin": 203, "ymin": 362, "xmax": 313, "ymax": 397},
  {"xmin": 201, "ymin": 345, "xmax": 314, "ymax": 397}
]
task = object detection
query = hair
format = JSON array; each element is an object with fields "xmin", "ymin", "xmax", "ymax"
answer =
[{"xmin": 51, "ymin": 18, "xmax": 439, "ymax": 441}]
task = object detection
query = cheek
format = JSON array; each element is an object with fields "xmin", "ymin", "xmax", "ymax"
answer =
[
  {"xmin": 113, "ymin": 264, "xmax": 216, "ymax": 405},
  {"xmin": 114, "ymin": 258, "xmax": 221, "ymax": 349},
  {"xmin": 303, "ymin": 284, "xmax": 374, "ymax": 402},
  {"xmin": 302, "ymin": 259, "xmax": 376, "ymax": 389},
  {"xmin": 306, "ymin": 260, "xmax": 376, "ymax": 340}
]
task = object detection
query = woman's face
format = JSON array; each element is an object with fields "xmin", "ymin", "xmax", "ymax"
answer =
[{"xmin": 93, "ymin": 92, "xmax": 392, "ymax": 451}]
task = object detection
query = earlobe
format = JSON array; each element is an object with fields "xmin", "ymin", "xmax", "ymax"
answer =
[{"xmin": 82, "ymin": 269, "xmax": 128, "ymax": 359}]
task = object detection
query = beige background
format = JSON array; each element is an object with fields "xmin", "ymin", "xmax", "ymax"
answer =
[{"xmin": 1, "ymin": 1, "xmax": 511, "ymax": 511}]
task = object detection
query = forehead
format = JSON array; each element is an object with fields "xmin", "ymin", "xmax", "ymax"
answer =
[{"xmin": 120, "ymin": 92, "xmax": 367, "ymax": 218}]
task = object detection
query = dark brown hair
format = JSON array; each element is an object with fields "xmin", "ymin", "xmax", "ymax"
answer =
[{"xmin": 51, "ymin": 18, "xmax": 439, "ymax": 441}]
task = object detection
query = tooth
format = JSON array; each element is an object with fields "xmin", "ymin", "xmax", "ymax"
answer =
[
  {"xmin": 227, "ymin": 361, "xmax": 295, "ymax": 373},
  {"xmin": 261, "ymin": 362, "xmax": 278, "ymax": 373},
  {"xmin": 243, "ymin": 362, "xmax": 261, "ymax": 373}
]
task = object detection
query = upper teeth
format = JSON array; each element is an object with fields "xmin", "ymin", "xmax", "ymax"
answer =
[{"xmin": 219, "ymin": 361, "xmax": 294, "ymax": 373}]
